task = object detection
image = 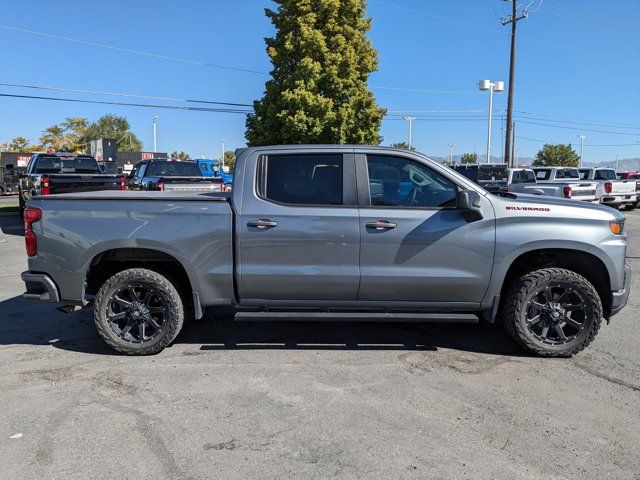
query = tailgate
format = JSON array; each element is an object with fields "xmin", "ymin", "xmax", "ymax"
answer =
[
  {"xmin": 567, "ymin": 182, "xmax": 597, "ymax": 200},
  {"xmin": 611, "ymin": 180, "xmax": 637, "ymax": 195},
  {"xmin": 161, "ymin": 176, "xmax": 223, "ymax": 192},
  {"xmin": 48, "ymin": 174, "xmax": 123, "ymax": 194}
]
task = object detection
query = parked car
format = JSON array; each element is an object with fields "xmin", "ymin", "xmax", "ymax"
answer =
[
  {"xmin": 0, "ymin": 165, "xmax": 21, "ymax": 195},
  {"xmin": 196, "ymin": 158, "xmax": 233, "ymax": 191},
  {"xmin": 453, "ymin": 163, "xmax": 508, "ymax": 193},
  {"xmin": 578, "ymin": 167, "xmax": 639, "ymax": 210},
  {"xmin": 529, "ymin": 167, "xmax": 599, "ymax": 201},
  {"xmin": 21, "ymin": 146, "xmax": 630, "ymax": 358},
  {"xmin": 18, "ymin": 153, "xmax": 126, "ymax": 217},
  {"xmin": 127, "ymin": 158, "xmax": 224, "ymax": 192},
  {"xmin": 506, "ymin": 168, "xmax": 537, "ymax": 190}
]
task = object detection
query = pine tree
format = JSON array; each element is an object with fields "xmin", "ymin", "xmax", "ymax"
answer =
[{"xmin": 246, "ymin": 0, "xmax": 386, "ymax": 146}]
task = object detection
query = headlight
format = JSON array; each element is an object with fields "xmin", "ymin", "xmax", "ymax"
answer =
[{"xmin": 609, "ymin": 219, "xmax": 625, "ymax": 235}]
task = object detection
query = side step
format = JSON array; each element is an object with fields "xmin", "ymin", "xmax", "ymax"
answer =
[{"xmin": 234, "ymin": 312, "xmax": 479, "ymax": 323}]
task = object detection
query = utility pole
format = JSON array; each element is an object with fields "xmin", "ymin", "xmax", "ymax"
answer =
[
  {"xmin": 577, "ymin": 134, "xmax": 586, "ymax": 167},
  {"xmin": 403, "ymin": 116, "xmax": 416, "ymax": 148},
  {"xmin": 511, "ymin": 122, "xmax": 516, "ymax": 167},
  {"xmin": 220, "ymin": 139, "xmax": 225, "ymax": 168},
  {"xmin": 501, "ymin": 0, "xmax": 528, "ymax": 167},
  {"xmin": 152, "ymin": 115, "xmax": 159, "ymax": 153}
]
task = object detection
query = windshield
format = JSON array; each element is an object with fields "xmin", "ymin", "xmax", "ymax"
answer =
[
  {"xmin": 478, "ymin": 165, "xmax": 508, "ymax": 182},
  {"xmin": 146, "ymin": 161, "xmax": 201, "ymax": 177},
  {"xmin": 34, "ymin": 156, "xmax": 101, "ymax": 174}
]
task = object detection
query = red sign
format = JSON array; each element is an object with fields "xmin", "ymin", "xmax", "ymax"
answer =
[
  {"xmin": 141, "ymin": 152, "xmax": 154, "ymax": 160},
  {"xmin": 17, "ymin": 155, "xmax": 31, "ymax": 167}
]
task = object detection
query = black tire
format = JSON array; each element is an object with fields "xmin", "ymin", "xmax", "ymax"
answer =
[
  {"xmin": 500, "ymin": 268, "xmax": 602, "ymax": 357},
  {"xmin": 94, "ymin": 268, "xmax": 184, "ymax": 355},
  {"xmin": 625, "ymin": 201, "xmax": 639, "ymax": 211}
]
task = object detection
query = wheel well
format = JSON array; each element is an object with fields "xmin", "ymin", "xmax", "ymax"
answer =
[
  {"xmin": 85, "ymin": 248, "xmax": 193, "ymax": 300},
  {"xmin": 501, "ymin": 249, "xmax": 612, "ymax": 315}
]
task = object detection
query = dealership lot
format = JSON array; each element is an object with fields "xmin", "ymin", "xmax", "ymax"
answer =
[{"xmin": 1, "ymin": 209, "xmax": 639, "ymax": 479}]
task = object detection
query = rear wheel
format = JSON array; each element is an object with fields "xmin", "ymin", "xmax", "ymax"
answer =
[
  {"xmin": 500, "ymin": 268, "xmax": 602, "ymax": 357},
  {"xmin": 624, "ymin": 201, "xmax": 639, "ymax": 210},
  {"xmin": 94, "ymin": 268, "xmax": 184, "ymax": 355}
]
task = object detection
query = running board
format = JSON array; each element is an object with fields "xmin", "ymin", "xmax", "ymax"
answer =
[{"xmin": 234, "ymin": 312, "xmax": 479, "ymax": 323}]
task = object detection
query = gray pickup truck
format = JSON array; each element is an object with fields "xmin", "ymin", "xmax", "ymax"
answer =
[{"xmin": 21, "ymin": 146, "xmax": 631, "ymax": 357}]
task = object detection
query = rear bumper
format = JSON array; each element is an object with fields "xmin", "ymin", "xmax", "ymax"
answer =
[
  {"xmin": 21, "ymin": 271, "xmax": 60, "ymax": 303},
  {"xmin": 610, "ymin": 264, "xmax": 631, "ymax": 317},
  {"xmin": 601, "ymin": 195, "xmax": 637, "ymax": 206}
]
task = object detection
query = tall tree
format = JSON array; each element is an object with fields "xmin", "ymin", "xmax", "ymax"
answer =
[
  {"xmin": 460, "ymin": 153, "xmax": 478, "ymax": 164},
  {"xmin": 246, "ymin": 0, "xmax": 386, "ymax": 145},
  {"xmin": 84, "ymin": 114, "xmax": 143, "ymax": 151},
  {"xmin": 532, "ymin": 144, "xmax": 579, "ymax": 167},
  {"xmin": 390, "ymin": 142, "xmax": 416, "ymax": 151}
]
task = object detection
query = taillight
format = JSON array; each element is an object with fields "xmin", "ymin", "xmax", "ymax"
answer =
[
  {"xmin": 220, "ymin": 183, "xmax": 225, "ymax": 192},
  {"xmin": 24, "ymin": 207, "xmax": 42, "ymax": 257},
  {"xmin": 157, "ymin": 180, "xmax": 165, "ymax": 191},
  {"xmin": 119, "ymin": 176, "xmax": 127, "ymax": 191},
  {"xmin": 563, "ymin": 186, "xmax": 572, "ymax": 199},
  {"xmin": 41, "ymin": 176, "xmax": 50, "ymax": 195},
  {"xmin": 604, "ymin": 181, "xmax": 612, "ymax": 194}
]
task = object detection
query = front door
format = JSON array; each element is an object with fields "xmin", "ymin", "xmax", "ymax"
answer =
[
  {"xmin": 357, "ymin": 153, "xmax": 495, "ymax": 305},
  {"xmin": 237, "ymin": 151, "xmax": 360, "ymax": 304}
]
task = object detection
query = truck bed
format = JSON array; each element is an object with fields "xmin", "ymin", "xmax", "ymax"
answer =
[{"xmin": 26, "ymin": 191, "xmax": 234, "ymax": 306}]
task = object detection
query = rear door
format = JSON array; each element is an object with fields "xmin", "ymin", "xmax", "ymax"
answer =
[
  {"xmin": 237, "ymin": 151, "xmax": 361, "ymax": 303},
  {"xmin": 356, "ymin": 152, "xmax": 495, "ymax": 305}
]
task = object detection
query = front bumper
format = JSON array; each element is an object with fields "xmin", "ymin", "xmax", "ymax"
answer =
[
  {"xmin": 610, "ymin": 264, "xmax": 631, "ymax": 317},
  {"xmin": 21, "ymin": 271, "xmax": 60, "ymax": 303}
]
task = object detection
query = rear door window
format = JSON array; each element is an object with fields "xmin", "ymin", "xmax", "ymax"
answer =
[
  {"xmin": 260, "ymin": 154, "xmax": 344, "ymax": 206},
  {"xmin": 146, "ymin": 161, "xmax": 201, "ymax": 177},
  {"xmin": 534, "ymin": 169, "xmax": 551, "ymax": 181}
]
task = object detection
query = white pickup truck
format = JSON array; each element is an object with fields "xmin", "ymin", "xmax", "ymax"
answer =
[
  {"xmin": 578, "ymin": 167, "xmax": 639, "ymax": 210},
  {"xmin": 507, "ymin": 167, "xmax": 598, "ymax": 202}
]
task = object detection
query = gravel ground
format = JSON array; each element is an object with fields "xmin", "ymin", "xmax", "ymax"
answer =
[{"xmin": 0, "ymin": 209, "xmax": 638, "ymax": 480}]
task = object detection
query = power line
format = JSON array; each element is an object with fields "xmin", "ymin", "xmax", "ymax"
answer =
[
  {"xmin": 516, "ymin": 119, "xmax": 640, "ymax": 136},
  {"xmin": 0, "ymin": 82, "xmax": 253, "ymax": 107},
  {"xmin": 371, "ymin": 85, "xmax": 479, "ymax": 94},
  {"xmin": 0, "ymin": 24, "xmax": 269, "ymax": 75},
  {"xmin": 0, "ymin": 93, "xmax": 252, "ymax": 114},
  {"xmin": 546, "ymin": 0, "xmax": 640, "ymax": 29},
  {"xmin": 517, "ymin": 135, "xmax": 640, "ymax": 147},
  {"xmin": 516, "ymin": 110, "xmax": 640, "ymax": 129}
]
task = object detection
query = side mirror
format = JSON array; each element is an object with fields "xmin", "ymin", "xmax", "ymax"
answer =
[{"xmin": 456, "ymin": 190, "xmax": 483, "ymax": 222}]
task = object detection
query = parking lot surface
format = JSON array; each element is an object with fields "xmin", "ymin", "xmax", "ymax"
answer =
[{"xmin": 1, "ymin": 209, "xmax": 639, "ymax": 480}]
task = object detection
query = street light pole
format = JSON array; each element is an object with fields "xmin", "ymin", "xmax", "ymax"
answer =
[
  {"xmin": 152, "ymin": 116, "xmax": 159, "ymax": 153},
  {"xmin": 478, "ymin": 80, "xmax": 504, "ymax": 163},
  {"xmin": 449, "ymin": 143, "xmax": 455, "ymax": 165},
  {"xmin": 220, "ymin": 139, "xmax": 225, "ymax": 168},
  {"xmin": 578, "ymin": 134, "xmax": 586, "ymax": 167},
  {"xmin": 403, "ymin": 116, "xmax": 416, "ymax": 148}
]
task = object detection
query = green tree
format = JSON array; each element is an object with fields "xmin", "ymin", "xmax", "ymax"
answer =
[
  {"xmin": 5, "ymin": 137, "xmax": 34, "ymax": 151},
  {"xmin": 40, "ymin": 125, "xmax": 68, "ymax": 151},
  {"xmin": 246, "ymin": 0, "xmax": 386, "ymax": 146},
  {"xmin": 61, "ymin": 117, "xmax": 89, "ymax": 152},
  {"xmin": 84, "ymin": 114, "xmax": 142, "ymax": 151},
  {"xmin": 222, "ymin": 150, "xmax": 236, "ymax": 171},
  {"xmin": 532, "ymin": 144, "xmax": 579, "ymax": 167},
  {"xmin": 460, "ymin": 153, "xmax": 478, "ymax": 164},
  {"xmin": 171, "ymin": 150, "xmax": 191, "ymax": 160},
  {"xmin": 390, "ymin": 141, "xmax": 416, "ymax": 151}
]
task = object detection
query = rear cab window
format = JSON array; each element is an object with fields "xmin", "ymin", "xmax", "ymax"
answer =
[
  {"xmin": 594, "ymin": 169, "xmax": 616, "ymax": 180},
  {"xmin": 146, "ymin": 161, "xmax": 201, "ymax": 177},
  {"xmin": 534, "ymin": 169, "xmax": 551, "ymax": 181},
  {"xmin": 33, "ymin": 156, "xmax": 101, "ymax": 174}
]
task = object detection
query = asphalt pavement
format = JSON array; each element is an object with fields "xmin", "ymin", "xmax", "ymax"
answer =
[{"xmin": 1, "ymin": 208, "xmax": 638, "ymax": 480}]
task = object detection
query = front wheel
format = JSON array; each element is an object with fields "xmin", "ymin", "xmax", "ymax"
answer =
[
  {"xmin": 94, "ymin": 268, "xmax": 184, "ymax": 355},
  {"xmin": 500, "ymin": 268, "xmax": 602, "ymax": 357}
]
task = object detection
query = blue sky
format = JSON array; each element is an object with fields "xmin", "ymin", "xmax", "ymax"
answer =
[{"xmin": 0, "ymin": 0, "xmax": 638, "ymax": 162}]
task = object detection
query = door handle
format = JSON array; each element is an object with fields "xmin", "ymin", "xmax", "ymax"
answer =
[
  {"xmin": 247, "ymin": 219, "xmax": 278, "ymax": 229},
  {"xmin": 366, "ymin": 220, "xmax": 397, "ymax": 230}
]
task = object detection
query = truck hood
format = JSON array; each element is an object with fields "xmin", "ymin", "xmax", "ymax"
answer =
[{"xmin": 492, "ymin": 192, "xmax": 625, "ymax": 221}]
